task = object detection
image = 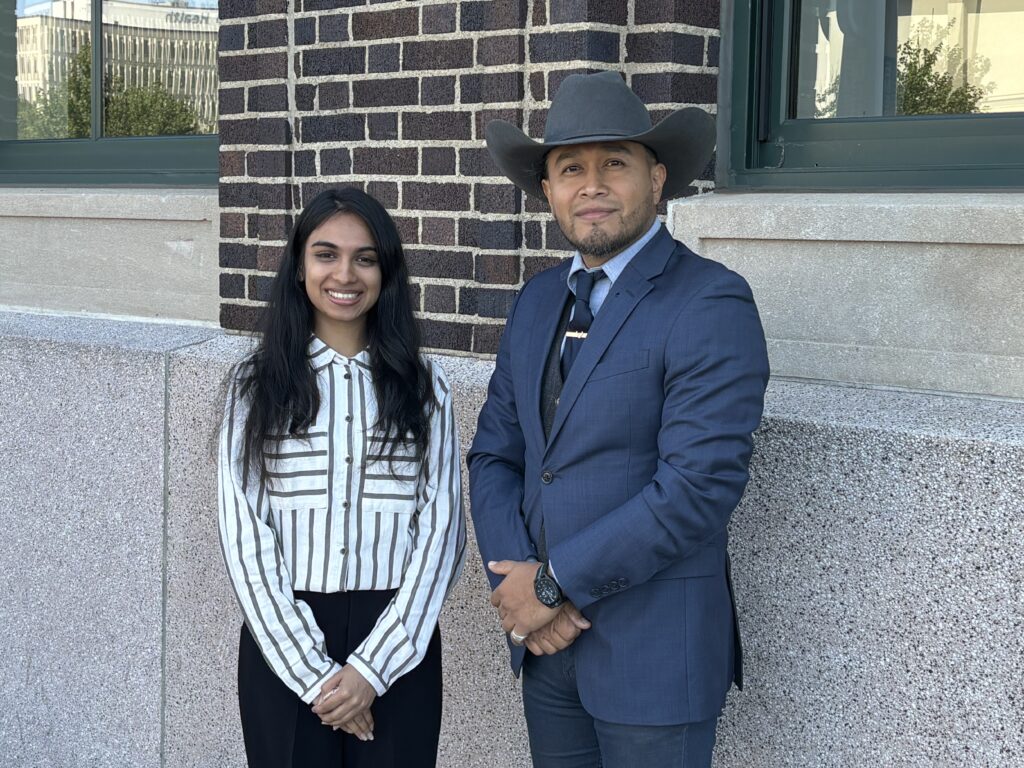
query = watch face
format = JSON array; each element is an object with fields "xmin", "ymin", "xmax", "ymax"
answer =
[{"xmin": 535, "ymin": 569, "xmax": 563, "ymax": 607}]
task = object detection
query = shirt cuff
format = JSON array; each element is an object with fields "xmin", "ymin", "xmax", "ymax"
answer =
[
  {"xmin": 345, "ymin": 653, "xmax": 389, "ymax": 697},
  {"xmin": 300, "ymin": 661, "xmax": 344, "ymax": 705}
]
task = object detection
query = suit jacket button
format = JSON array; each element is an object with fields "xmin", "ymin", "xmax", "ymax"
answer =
[
  {"xmin": 541, "ymin": 471, "xmax": 553, "ymax": 484},
  {"xmin": 590, "ymin": 588, "xmax": 601, "ymax": 598},
  {"xmin": 618, "ymin": 578, "xmax": 628, "ymax": 588}
]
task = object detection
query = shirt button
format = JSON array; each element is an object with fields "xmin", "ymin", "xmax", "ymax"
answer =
[
  {"xmin": 342, "ymin": 501, "xmax": 350, "ymax": 509},
  {"xmin": 345, "ymin": 456, "xmax": 353, "ymax": 464},
  {"xmin": 345, "ymin": 415, "xmax": 353, "ymax": 422},
  {"xmin": 339, "ymin": 547, "xmax": 347, "ymax": 555},
  {"xmin": 344, "ymin": 373, "xmax": 351, "ymax": 380},
  {"xmin": 541, "ymin": 471, "xmax": 553, "ymax": 484}
]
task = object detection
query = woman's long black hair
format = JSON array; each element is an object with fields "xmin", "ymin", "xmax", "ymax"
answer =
[{"xmin": 234, "ymin": 187, "xmax": 434, "ymax": 480}]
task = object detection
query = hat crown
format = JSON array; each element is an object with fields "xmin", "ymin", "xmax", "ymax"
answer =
[{"xmin": 543, "ymin": 71, "xmax": 653, "ymax": 145}]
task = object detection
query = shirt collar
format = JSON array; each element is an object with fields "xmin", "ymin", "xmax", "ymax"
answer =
[
  {"xmin": 307, "ymin": 335, "xmax": 371, "ymax": 372},
  {"xmin": 566, "ymin": 218, "xmax": 663, "ymax": 291}
]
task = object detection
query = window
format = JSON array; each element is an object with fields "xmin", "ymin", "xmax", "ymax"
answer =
[
  {"xmin": 0, "ymin": 0, "xmax": 218, "ymax": 185},
  {"xmin": 721, "ymin": 0, "xmax": 1024, "ymax": 188}
]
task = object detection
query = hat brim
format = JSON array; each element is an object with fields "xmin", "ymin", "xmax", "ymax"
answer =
[{"xmin": 484, "ymin": 108, "xmax": 716, "ymax": 201}]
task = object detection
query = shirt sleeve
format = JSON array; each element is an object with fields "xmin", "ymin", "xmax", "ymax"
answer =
[
  {"xmin": 217, "ymin": 378, "xmax": 342, "ymax": 704},
  {"xmin": 346, "ymin": 370, "xmax": 467, "ymax": 696}
]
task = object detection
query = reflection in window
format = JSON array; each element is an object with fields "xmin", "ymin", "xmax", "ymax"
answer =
[{"xmin": 794, "ymin": 0, "xmax": 1024, "ymax": 119}]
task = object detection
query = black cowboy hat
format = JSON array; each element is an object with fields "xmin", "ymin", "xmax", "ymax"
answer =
[{"xmin": 484, "ymin": 70, "xmax": 716, "ymax": 201}]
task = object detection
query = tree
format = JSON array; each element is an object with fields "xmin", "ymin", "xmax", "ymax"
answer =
[
  {"xmin": 18, "ymin": 40, "xmax": 204, "ymax": 139},
  {"xmin": 896, "ymin": 19, "xmax": 993, "ymax": 116}
]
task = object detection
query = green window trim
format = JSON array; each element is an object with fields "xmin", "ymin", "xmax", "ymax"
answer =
[{"xmin": 719, "ymin": 0, "xmax": 1024, "ymax": 190}]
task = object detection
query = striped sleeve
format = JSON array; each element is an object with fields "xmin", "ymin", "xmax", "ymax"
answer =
[
  {"xmin": 217, "ymin": 379, "xmax": 343, "ymax": 704},
  {"xmin": 346, "ymin": 368, "xmax": 467, "ymax": 695}
]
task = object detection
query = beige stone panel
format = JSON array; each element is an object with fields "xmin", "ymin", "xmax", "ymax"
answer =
[{"xmin": 0, "ymin": 189, "xmax": 218, "ymax": 323}]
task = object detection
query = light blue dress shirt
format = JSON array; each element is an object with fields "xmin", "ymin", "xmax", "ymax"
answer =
[{"xmin": 566, "ymin": 218, "xmax": 663, "ymax": 315}]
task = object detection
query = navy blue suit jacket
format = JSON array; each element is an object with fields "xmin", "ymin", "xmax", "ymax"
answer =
[{"xmin": 467, "ymin": 225, "xmax": 770, "ymax": 725}]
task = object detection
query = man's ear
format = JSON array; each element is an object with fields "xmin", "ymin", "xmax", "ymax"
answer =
[
  {"xmin": 541, "ymin": 177, "xmax": 552, "ymax": 207},
  {"xmin": 651, "ymin": 162, "xmax": 667, "ymax": 204}
]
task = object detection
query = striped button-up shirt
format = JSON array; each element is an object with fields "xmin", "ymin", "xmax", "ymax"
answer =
[{"xmin": 218, "ymin": 338, "xmax": 466, "ymax": 703}]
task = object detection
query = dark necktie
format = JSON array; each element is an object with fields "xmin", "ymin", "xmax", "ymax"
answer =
[{"xmin": 560, "ymin": 269, "xmax": 604, "ymax": 380}]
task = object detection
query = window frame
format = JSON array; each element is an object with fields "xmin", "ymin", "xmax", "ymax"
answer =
[
  {"xmin": 719, "ymin": 0, "xmax": 1024, "ymax": 190},
  {"xmin": 0, "ymin": 0, "xmax": 217, "ymax": 187}
]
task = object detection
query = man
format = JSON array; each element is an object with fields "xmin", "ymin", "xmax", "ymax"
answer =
[{"xmin": 467, "ymin": 71, "xmax": 770, "ymax": 767}]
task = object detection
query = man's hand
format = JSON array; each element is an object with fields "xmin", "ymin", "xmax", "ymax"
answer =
[
  {"xmin": 488, "ymin": 560, "xmax": 560, "ymax": 638},
  {"xmin": 525, "ymin": 602, "xmax": 591, "ymax": 656},
  {"xmin": 311, "ymin": 666, "xmax": 377, "ymax": 736}
]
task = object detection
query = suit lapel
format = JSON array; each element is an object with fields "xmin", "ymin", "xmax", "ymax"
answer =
[
  {"xmin": 526, "ymin": 263, "xmax": 571, "ymax": 452},
  {"xmin": 545, "ymin": 226, "xmax": 676, "ymax": 452}
]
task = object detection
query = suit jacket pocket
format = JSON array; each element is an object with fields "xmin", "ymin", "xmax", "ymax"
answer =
[{"xmin": 588, "ymin": 349, "xmax": 650, "ymax": 383}]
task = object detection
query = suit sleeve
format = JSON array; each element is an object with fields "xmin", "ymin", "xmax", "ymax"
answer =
[
  {"xmin": 548, "ymin": 272, "xmax": 770, "ymax": 610},
  {"xmin": 467, "ymin": 288, "xmax": 538, "ymax": 591}
]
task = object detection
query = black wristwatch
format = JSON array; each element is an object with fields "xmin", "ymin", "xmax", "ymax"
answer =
[{"xmin": 534, "ymin": 561, "xmax": 565, "ymax": 608}]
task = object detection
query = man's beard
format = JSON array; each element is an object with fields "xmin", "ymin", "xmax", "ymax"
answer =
[{"xmin": 559, "ymin": 204, "xmax": 654, "ymax": 260}]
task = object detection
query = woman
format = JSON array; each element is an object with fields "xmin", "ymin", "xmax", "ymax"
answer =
[{"xmin": 218, "ymin": 188, "xmax": 466, "ymax": 767}]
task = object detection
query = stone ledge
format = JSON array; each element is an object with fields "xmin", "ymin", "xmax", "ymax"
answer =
[{"xmin": 0, "ymin": 187, "xmax": 217, "ymax": 222}]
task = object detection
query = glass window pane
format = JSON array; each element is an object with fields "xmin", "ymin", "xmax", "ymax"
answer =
[
  {"xmin": 3, "ymin": 0, "xmax": 93, "ymax": 141},
  {"xmin": 794, "ymin": 0, "xmax": 1024, "ymax": 119},
  {"xmin": 101, "ymin": 0, "xmax": 218, "ymax": 137}
]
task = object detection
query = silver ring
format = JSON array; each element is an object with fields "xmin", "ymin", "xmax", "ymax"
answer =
[{"xmin": 510, "ymin": 630, "xmax": 528, "ymax": 645}]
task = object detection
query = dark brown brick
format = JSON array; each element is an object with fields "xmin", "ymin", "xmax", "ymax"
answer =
[
  {"xmin": 408, "ymin": 282, "xmax": 422, "ymax": 311},
  {"xmin": 635, "ymin": 0, "xmax": 720, "ymax": 28},
  {"xmin": 548, "ymin": 67, "xmax": 605, "ymax": 98},
  {"xmin": 220, "ymin": 273, "xmax": 245, "ymax": 299},
  {"xmin": 632, "ymin": 72, "xmax": 717, "ymax": 104},
  {"xmin": 474, "ymin": 252, "xmax": 520, "ymax": 284},
  {"xmin": 460, "ymin": 0, "xmax": 528, "ymax": 31},
  {"xmin": 550, "ymin": 0, "xmax": 627, "ymax": 24},
  {"xmin": 302, "ymin": 46, "xmax": 365, "ymax": 76},
  {"xmin": 403, "ymin": 39, "xmax": 473, "ymax": 70},
  {"xmin": 319, "ymin": 14, "xmax": 349, "ymax": 42},
  {"xmin": 422, "ymin": 4, "xmax": 456, "ymax": 34},
  {"xmin": 220, "ymin": 150, "xmax": 245, "ymax": 177},
  {"xmin": 525, "ymin": 193, "xmax": 550, "ymax": 213},
  {"xmin": 219, "ymin": 1, "xmax": 252, "ymax": 20},
  {"xmin": 421, "ymin": 76, "xmax": 455, "ymax": 105},
  {"xmin": 254, "ymin": 213, "xmax": 292, "ymax": 241},
  {"xmin": 295, "ymin": 16, "xmax": 316, "ymax": 45},
  {"xmin": 247, "ymin": 150, "xmax": 291, "ymax": 177},
  {"xmin": 246, "ymin": 214, "xmax": 258, "ymax": 238},
  {"xmin": 475, "ymin": 183, "xmax": 521, "ymax": 214},
  {"xmin": 422, "ymin": 217, "xmax": 456, "ymax": 245},
  {"xmin": 528, "ymin": 109, "xmax": 547, "ymax": 139},
  {"xmin": 460, "ymin": 287, "xmax": 516, "ymax": 318},
  {"xmin": 524, "ymin": 255, "xmax": 566, "ymax": 280},
  {"xmin": 546, "ymin": 221, "xmax": 573, "ymax": 251},
  {"xmin": 220, "ymin": 51, "xmax": 287, "ymax": 82},
  {"xmin": 403, "ymin": 111, "xmax": 472, "ymax": 141},
  {"xmin": 707, "ymin": 36, "xmax": 719, "ymax": 67},
  {"xmin": 248, "ymin": 83, "xmax": 288, "ymax": 112},
  {"xmin": 472, "ymin": 324, "xmax": 504, "ymax": 355},
  {"xmin": 366, "ymin": 181, "xmax": 399, "ymax": 208},
  {"xmin": 220, "ymin": 243, "xmax": 258, "ymax": 269},
  {"xmin": 459, "ymin": 219, "xmax": 522, "ymax": 250},
  {"xmin": 293, "ymin": 150, "xmax": 316, "ymax": 176},
  {"xmin": 353, "ymin": 147, "xmax": 418, "ymax": 175},
  {"xmin": 460, "ymin": 72, "xmax": 523, "ymax": 104},
  {"xmin": 257, "ymin": 182, "xmax": 293, "ymax": 210},
  {"xmin": 303, "ymin": 0, "xmax": 364, "ymax": 9},
  {"xmin": 257, "ymin": 245, "xmax": 284, "ymax": 271},
  {"xmin": 406, "ymin": 248, "xmax": 473, "ymax": 279},
  {"xmin": 220, "ymin": 303, "xmax": 263, "ymax": 332},
  {"xmin": 404, "ymin": 182, "xmax": 470, "ymax": 212},
  {"xmin": 529, "ymin": 31, "xmax": 619, "ymax": 63},
  {"xmin": 249, "ymin": 18, "xmax": 287, "ymax": 48},
  {"xmin": 220, "ymin": 87, "xmax": 244, "ymax": 115},
  {"xmin": 476, "ymin": 34, "xmax": 525, "ymax": 66},
  {"xmin": 459, "ymin": 147, "xmax": 500, "ymax": 177},
  {"xmin": 219, "ymin": 182, "xmax": 252, "ymax": 208},
  {"xmin": 353, "ymin": 77, "xmax": 417, "ymax": 107},
  {"xmin": 524, "ymin": 220, "xmax": 543, "ymax": 249},
  {"xmin": 419, "ymin": 318, "xmax": 472, "ymax": 351},
  {"xmin": 221, "ymin": 212, "xmax": 245, "ymax": 238},
  {"xmin": 529, "ymin": 71, "xmax": 545, "ymax": 100},
  {"xmin": 423, "ymin": 284, "xmax": 457, "ymax": 313},
  {"xmin": 368, "ymin": 112, "xmax": 398, "ymax": 140},
  {"xmin": 474, "ymin": 108, "xmax": 522, "ymax": 141},
  {"xmin": 221, "ymin": 116, "xmax": 290, "ymax": 147},
  {"xmin": 393, "ymin": 216, "xmax": 419, "ymax": 244},
  {"xmin": 321, "ymin": 148, "xmax": 352, "ymax": 174},
  {"xmin": 626, "ymin": 32, "xmax": 704, "ymax": 65},
  {"xmin": 318, "ymin": 82, "xmax": 349, "ymax": 109},
  {"xmin": 369, "ymin": 43, "xmax": 400, "ymax": 72},
  {"xmin": 301, "ymin": 181, "xmax": 335, "ymax": 205},
  {"xmin": 293, "ymin": 83, "xmax": 314, "ymax": 111},
  {"xmin": 219, "ymin": 24, "xmax": 244, "ymax": 52},
  {"xmin": 422, "ymin": 147, "xmax": 456, "ymax": 176},
  {"xmin": 302, "ymin": 114, "xmax": 365, "ymax": 143},
  {"xmin": 532, "ymin": 0, "xmax": 547, "ymax": 25},
  {"xmin": 353, "ymin": 7, "xmax": 418, "ymax": 39},
  {"xmin": 256, "ymin": 0, "xmax": 288, "ymax": 13},
  {"xmin": 248, "ymin": 274, "xmax": 275, "ymax": 302}
]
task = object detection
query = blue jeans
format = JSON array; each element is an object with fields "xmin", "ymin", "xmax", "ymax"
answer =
[{"xmin": 522, "ymin": 647, "xmax": 718, "ymax": 768}]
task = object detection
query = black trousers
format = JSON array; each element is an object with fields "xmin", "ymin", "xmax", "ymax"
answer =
[{"xmin": 238, "ymin": 589, "xmax": 442, "ymax": 768}]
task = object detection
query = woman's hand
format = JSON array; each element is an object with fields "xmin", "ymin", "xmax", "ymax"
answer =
[
  {"xmin": 311, "ymin": 666, "xmax": 377, "ymax": 732},
  {"xmin": 337, "ymin": 709, "xmax": 375, "ymax": 742}
]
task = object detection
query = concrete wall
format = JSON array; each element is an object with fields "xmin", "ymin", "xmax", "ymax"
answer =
[
  {"xmin": 672, "ymin": 192, "xmax": 1024, "ymax": 399},
  {"xmin": 0, "ymin": 189, "xmax": 219, "ymax": 323},
  {"xmin": 2, "ymin": 308, "xmax": 1021, "ymax": 766}
]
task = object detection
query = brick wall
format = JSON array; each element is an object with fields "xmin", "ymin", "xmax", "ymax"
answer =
[{"xmin": 218, "ymin": 0, "xmax": 721, "ymax": 355}]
